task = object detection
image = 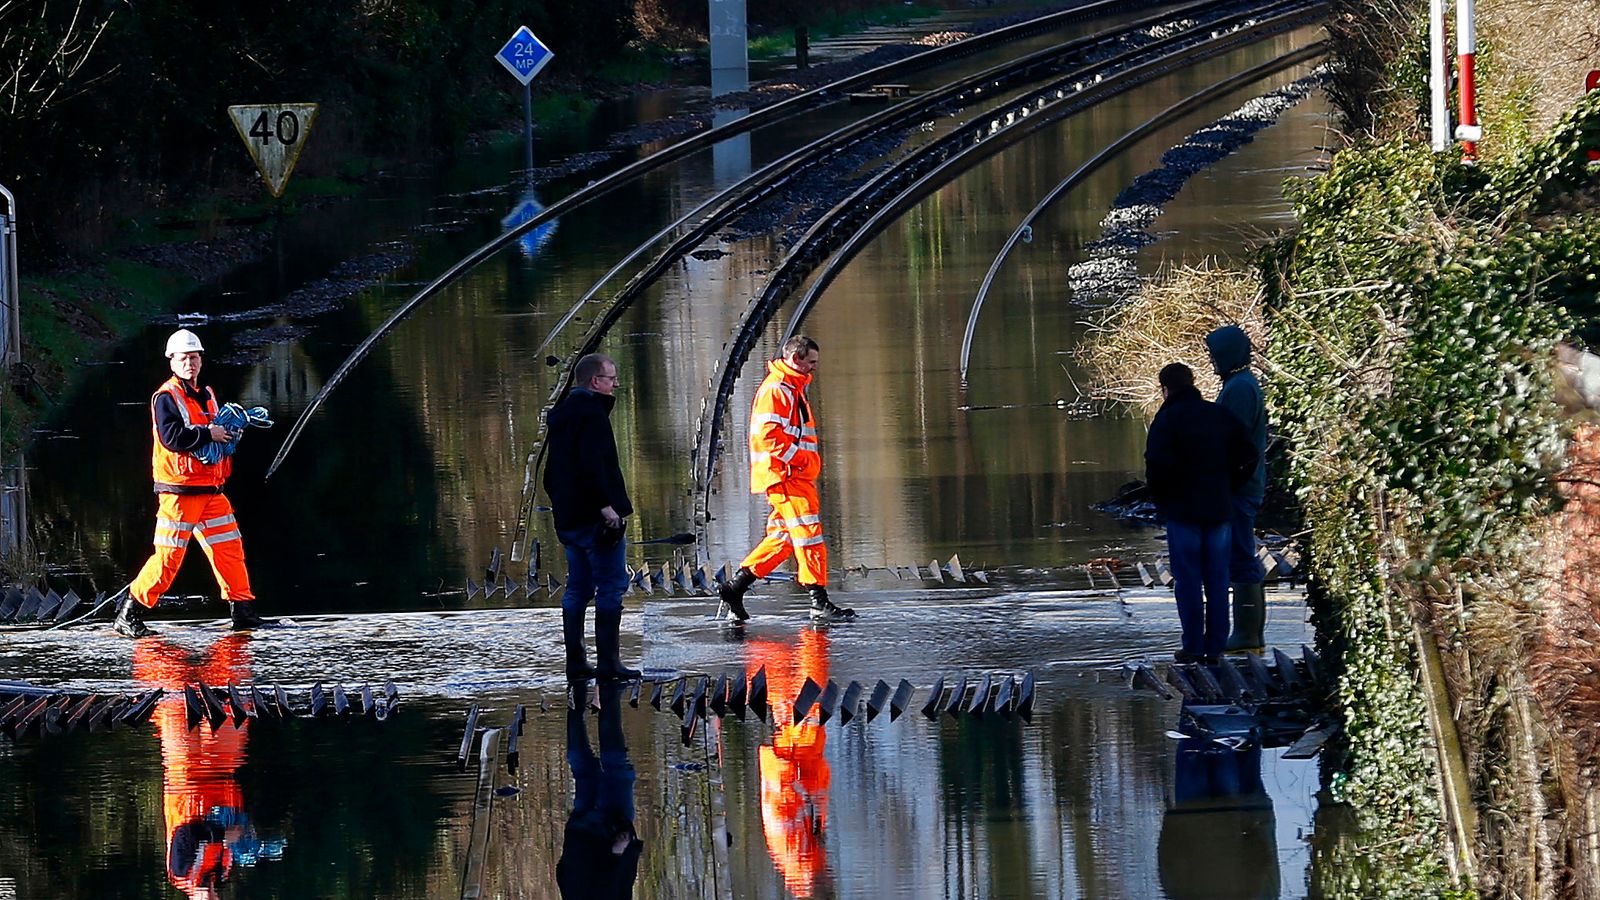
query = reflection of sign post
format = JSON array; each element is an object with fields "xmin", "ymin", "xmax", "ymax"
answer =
[
  {"xmin": 501, "ymin": 189, "xmax": 559, "ymax": 259},
  {"xmin": 1589, "ymin": 70, "xmax": 1600, "ymax": 162},
  {"xmin": 496, "ymin": 27, "xmax": 555, "ymax": 177},
  {"xmin": 227, "ymin": 104, "xmax": 318, "ymax": 197}
]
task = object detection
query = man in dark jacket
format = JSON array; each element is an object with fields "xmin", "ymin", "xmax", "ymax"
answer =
[
  {"xmin": 1205, "ymin": 325, "xmax": 1269, "ymax": 651},
  {"xmin": 1145, "ymin": 363, "xmax": 1259, "ymax": 662},
  {"xmin": 544, "ymin": 353, "xmax": 639, "ymax": 680}
]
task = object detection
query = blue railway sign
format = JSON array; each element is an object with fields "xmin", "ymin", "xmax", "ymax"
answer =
[{"xmin": 495, "ymin": 26, "xmax": 555, "ymax": 86}]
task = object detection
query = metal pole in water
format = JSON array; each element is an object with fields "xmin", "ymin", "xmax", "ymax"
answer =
[{"xmin": 524, "ymin": 82, "xmax": 534, "ymax": 177}]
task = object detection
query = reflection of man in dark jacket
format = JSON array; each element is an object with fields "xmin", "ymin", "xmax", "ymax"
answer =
[
  {"xmin": 556, "ymin": 680, "xmax": 642, "ymax": 899},
  {"xmin": 1145, "ymin": 363, "xmax": 1258, "ymax": 662},
  {"xmin": 544, "ymin": 353, "xmax": 639, "ymax": 680},
  {"xmin": 1157, "ymin": 736, "xmax": 1279, "ymax": 899},
  {"xmin": 1206, "ymin": 325, "xmax": 1270, "ymax": 651}
]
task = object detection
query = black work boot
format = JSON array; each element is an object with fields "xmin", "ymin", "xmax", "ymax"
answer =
[
  {"xmin": 593, "ymin": 609, "xmax": 641, "ymax": 680},
  {"xmin": 229, "ymin": 601, "xmax": 271, "ymax": 631},
  {"xmin": 718, "ymin": 567, "xmax": 758, "ymax": 622},
  {"xmin": 113, "ymin": 595, "xmax": 155, "ymax": 638},
  {"xmin": 1225, "ymin": 582, "xmax": 1267, "ymax": 652},
  {"xmin": 563, "ymin": 607, "xmax": 598, "ymax": 679},
  {"xmin": 807, "ymin": 585, "xmax": 856, "ymax": 621}
]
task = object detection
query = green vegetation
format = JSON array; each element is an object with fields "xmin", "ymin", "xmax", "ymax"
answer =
[{"xmin": 1263, "ymin": 90, "xmax": 1600, "ymax": 899}]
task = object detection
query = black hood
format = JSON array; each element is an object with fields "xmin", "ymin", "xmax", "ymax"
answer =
[{"xmin": 1205, "ymin": 325, "xmax": 1252, "ymax": 376}]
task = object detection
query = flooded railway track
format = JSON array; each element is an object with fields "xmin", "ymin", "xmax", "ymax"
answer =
[
  {"xmin": 689, "ymin": 2, "xmax": 1327, "ymax": 524},
  {"xmin": 266, "ymin": 0, "xmax": 1184, "ymax": 479}
]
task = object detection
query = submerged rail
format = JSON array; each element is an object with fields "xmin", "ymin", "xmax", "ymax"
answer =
[
  {"xmin": 265, "ymin": 0, "xmax": 1177, "ymax": 479},
  {"xmin": 691, "ymin": 1, "xmax": 1328, "ymax": 523}
]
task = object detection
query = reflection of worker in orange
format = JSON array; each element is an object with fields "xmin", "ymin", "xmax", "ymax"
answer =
[
  {"xmin": 134, "ymin": 633, "xmax": 283, "ymax": 898},
  {"xmin": 116, "ymin": 329, "xmax": 266, "ymax": 638},
  {"xmin": 719, "ymin": 335, "xmax": 855, "ymax": 623},
  {"xmin": 750, "ymin": 629, "xmax": 833, "ymax": 897}
]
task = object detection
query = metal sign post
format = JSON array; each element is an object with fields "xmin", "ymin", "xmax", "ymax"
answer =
[
  {"xmin": 227, "ymin": 104, "xmax": 320, "ymax": 197},
  {"xmin": 495, "ymin": 26, "xmax": 556, "ymax": 179},
  {"xmin": 0, "ymin": 182, "xmax": 18, "ymax": 374},
  {"xmin": 1428, "ymin": 0, "xmax": 1449, "ymax": 152}
]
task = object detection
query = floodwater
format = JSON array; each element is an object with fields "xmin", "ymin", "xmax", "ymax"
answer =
[{"xmin": 3, "ymin": 5, "xmax": 1341, "ymax": 897}]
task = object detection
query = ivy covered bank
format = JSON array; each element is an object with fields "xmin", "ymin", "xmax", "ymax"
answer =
[{"xmin": 1087, "ymin": 1, "xmax": 1600, "ymax": 895}]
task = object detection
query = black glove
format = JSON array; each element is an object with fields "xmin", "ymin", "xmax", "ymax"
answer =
[{"xmin": 596, "ymin": 519, "xmax": 626, "ymax": 549}]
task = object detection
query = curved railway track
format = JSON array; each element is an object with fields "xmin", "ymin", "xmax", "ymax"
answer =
[
  {"xmin": 687, "ymin": 2, "xmax": 1328, "ymax": 532},
  {"xmin": 267, "ymin": 0, "xmax": 1181, "ymax": 478},
  {"xmin": 507, "ymin": 0, "xmax": 1312, "ymax": 551}
]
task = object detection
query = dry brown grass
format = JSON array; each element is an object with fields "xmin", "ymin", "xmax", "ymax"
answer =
[
  {"xmin": 1478, "ymin": 0, "xmax": 1600, "ymax": 155},
  {"xmin": 1078, "ymin": 260, "xmax": 1267, "ymax": 414}
]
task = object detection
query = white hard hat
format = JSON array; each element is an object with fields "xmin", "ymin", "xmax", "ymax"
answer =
[{"xmin": 165, "ymin": 329, "xmax": 204, "ymax": 357}]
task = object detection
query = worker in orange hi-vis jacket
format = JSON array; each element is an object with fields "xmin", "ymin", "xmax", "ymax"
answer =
[
  {"xmin": 134, "ymin": 634, "xmax": 280, "ymax": 899},
  {"xmin": 750, "ymin": 629, "xmax": 834, "ymax": 897},
  {"xmin": 718, "ymin": 335, "xmax": 855, "ymax": 623},
  {"xmin": 114, "ymin": 329, "xmax": 266, "ymax": 638}
]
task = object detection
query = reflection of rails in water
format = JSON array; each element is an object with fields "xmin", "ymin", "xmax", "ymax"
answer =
[
  {"xmin": 691, "ymin": 2, "xmax": 1330, "ymax": 528},
  {"xmin": 512, "ymin": 0, "xmax": 1275, "ymax": 561},
  {"xmin": 267, "ymin": 0, "xmax": 1179, "ymax": 480}
]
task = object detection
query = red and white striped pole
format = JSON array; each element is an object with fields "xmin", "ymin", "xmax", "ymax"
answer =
[{"xmin": 1455, "ymin": 0, "xmax": 1481, "ymax": 162}]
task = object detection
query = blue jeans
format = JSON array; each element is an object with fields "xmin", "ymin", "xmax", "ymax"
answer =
[
  {"xmin": 1230, "ymin": 494, "xmax": 1267, "ymax": 583},
  {"xmin": 557, "ymin": 524, "xmax": 627, "ymax": 615},
  {"xmin": 1166, "ymin": 519, "xmax": 1232, "ymax": 657}
]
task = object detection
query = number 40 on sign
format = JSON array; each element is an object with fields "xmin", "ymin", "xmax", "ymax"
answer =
[{"xmin": 227, "ymin": 103, "xmax": 319, "ymax": 197}]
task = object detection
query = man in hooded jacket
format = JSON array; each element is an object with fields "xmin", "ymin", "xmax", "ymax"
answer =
[
  {"xmin": 1146, "ymin": 363, "xmax": 1259, "ymax": 662},
  {"xmin": 544, "ymin": 353, "xmax": 639, "ymax": 680},
  {"xmin": 1205, "ymin": 325, "xmax": 1270, "ymax": 651}
]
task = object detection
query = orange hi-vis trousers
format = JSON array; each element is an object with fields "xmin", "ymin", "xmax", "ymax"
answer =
[
  {"xmin": 739, "ymin": 480, "xmax": 828, "ymax": 588},
  {"xmin": 131, "ymin": 493, "xmax": 254, "ymax": 608}
]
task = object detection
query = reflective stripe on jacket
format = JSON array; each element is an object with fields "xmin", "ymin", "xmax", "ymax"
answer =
[
  {"xmin": 748, "ymin": 358, "xmax": 820, "ymax": 493},
  {"xmin": 151, "ymin": 377, "xmax": 231, "ymax": 490}
]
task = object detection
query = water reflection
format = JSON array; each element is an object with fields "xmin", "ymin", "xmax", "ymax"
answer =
[
  {"xmin": 133, "ymin": 634, "xmax": 285, "ymax": 898},
  {"xmin": 559, "ymin": 679, "xmax": 643, "ymax": 897},
  {"xmin": 1157, "ymin": 734, "xmax": 1278, "ymax": 899},
  {"xmin": 748, "ymin": 629, "xmax": 833, "ymax": 897}
]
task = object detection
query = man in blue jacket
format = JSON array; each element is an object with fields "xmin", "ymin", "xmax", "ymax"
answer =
[
  {"xmin": 1205, "ymin": 325, "xmax": 1269, "ymax": 651},
  {"xmin": 1145, "ymin": 363, "xmax": 1259, "ymax": 662},
  {"xmin": 544, "ymin": 354, "xmax": 639, "ymax": 680}
]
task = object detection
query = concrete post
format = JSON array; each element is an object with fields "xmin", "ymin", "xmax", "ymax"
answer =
[
  {"xmin": 0, "ymin": 182, "xmax": 18, "ymax": 374},
  {"xmin": 709, "ymin": 0, "xmax": 751, "ymax": 183},
  {"xmin": 708, "ymin": 0, "xmax": 748, "ymax": 92}
]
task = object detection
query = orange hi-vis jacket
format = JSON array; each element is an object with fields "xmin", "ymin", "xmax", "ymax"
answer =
[
  {"xmin": 748, "ymin": 359, "xmax": 820, "ymax": 493},
  {"xmin": 152, "ymin": 376, "xmax": 232, "ymax": 490}
]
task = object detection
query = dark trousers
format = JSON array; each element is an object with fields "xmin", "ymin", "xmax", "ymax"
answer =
[
  {"xmin": 557, "ymin": 524, "xmax": 627, "ymax": 615},
  {"xmin": 1167, "ymin": 519, "xmax": 1232, "ymax": 656},
  {"xmin": 1230, "ymin": 493, "xmax": 1267, "ymax": 583}
]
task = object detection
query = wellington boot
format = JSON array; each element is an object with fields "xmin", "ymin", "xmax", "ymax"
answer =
[
  {"xmin": 1225, "ymin": 581, "xmax": 1267, "ymax": 652},
  {"xmin": 718, "ymin": 567, "xmax": 758, "ymax": 622},
  {"xmin": 807, "ymin": 586, "xmax": 855, "ymax": 620},
  {"xmin": 563, "ymin": 607, "xmax": 597, "ymax": 679},
  {"xmin": 229, "ymin": 601, "xmax": 273, "ymax": 631},
  {"xmin": 593, "ymin": 609, "xmax": 640, "ymax": 680},
  {"xmin": 113, "ymin": 596, "xmax": 155, "ymax": 639}
]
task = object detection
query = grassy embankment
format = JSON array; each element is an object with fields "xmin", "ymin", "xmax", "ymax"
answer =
[
  {"xmin": 748, "ymin": 3, "xmax": 942, "ymax": 60},
  {"xmin": 1083, "ymin": 0, "xmax": 1600, "ymax": 895}
]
